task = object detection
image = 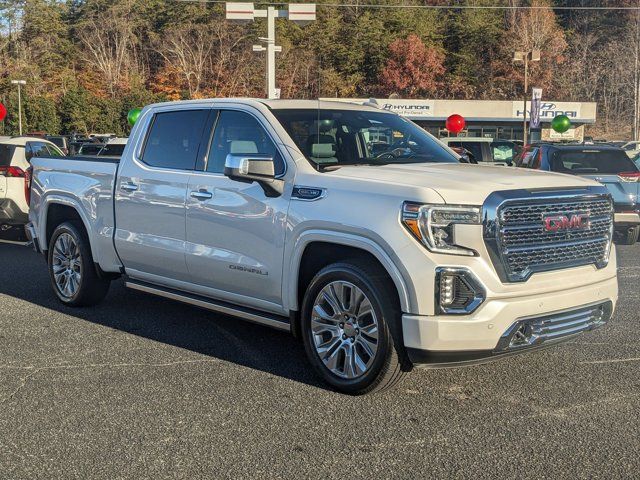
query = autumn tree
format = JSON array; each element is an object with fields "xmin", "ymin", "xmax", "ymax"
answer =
[
  {"xmin": 77, "ymin": 0, "xmax": 138, "ymax": 96},
  {"xmin": 379, "ymin": 35, "xmax": 445, "ymax": 98}
]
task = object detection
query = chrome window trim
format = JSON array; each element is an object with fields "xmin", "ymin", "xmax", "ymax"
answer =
[{"xmin": 483, "ymin": 186, "xmax": 613, "ymax": 283}]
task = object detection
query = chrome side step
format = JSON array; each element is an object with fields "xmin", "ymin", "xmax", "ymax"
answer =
[{"xmin": 125, "ymin": 280, "xmax": 291, "ymax": 332}]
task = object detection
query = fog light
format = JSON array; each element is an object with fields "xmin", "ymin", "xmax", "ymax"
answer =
[
  {"xmin": 435, "ymin": 268, "xmax": 485, "ymax": 315},
  {"xmin": 440, "ymin": 274, "xmax": 456, "ymax": 307}
]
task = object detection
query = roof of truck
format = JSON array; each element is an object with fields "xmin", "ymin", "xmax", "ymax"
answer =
[
  {"xmin": 144, "ymin": 98, "xmax": 386, "ymax": 113},
  {"xmin": 258, "ymin": 99, "xmax": 384, "ymax": 112}
]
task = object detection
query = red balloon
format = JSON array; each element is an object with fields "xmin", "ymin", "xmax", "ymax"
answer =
[
  {"xmin": 0, "ymin": 103, "xmax": 6, "ymax": 122},
  {"xmin": 445, "ymin": 114, "xmax": 465, "ymax": 134}
]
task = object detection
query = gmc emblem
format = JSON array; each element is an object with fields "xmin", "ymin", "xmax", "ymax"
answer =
[{"xmin": 543, "ymin": 213, "xmax": 590, "ymax": 232}]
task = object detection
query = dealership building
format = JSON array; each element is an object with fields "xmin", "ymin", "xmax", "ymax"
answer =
[{"xmin": 324, "ymin": 98, "xmax": 597, "ymax": 142}]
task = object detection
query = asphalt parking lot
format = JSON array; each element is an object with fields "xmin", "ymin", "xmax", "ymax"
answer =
[{"xmin": 0, "ymin": 243, "xmax": 638, "ymax": 479}]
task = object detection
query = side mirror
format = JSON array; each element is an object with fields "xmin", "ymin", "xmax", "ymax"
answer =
[{"xmin": 224, "ymin": 154, "xmax": 284, "ymax": 197}]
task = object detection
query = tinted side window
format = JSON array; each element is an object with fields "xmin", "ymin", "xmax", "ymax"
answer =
[
  {"xmin": 0, "ymin": 144, "xmax": 17, "ymax": 166},
  {"xmin": 45, "ymin": 144, "xmax": 63, "ymax": 157},
  {"xmin": 26, "ymin": 142, "xmax": 50, "ymax": 161},
  {"xmin": 142, "ymin": 110, "xmax": 209, "ymax": 170},
  {"xmin": 207, "ymin": 110, "xmax": 284, "ymax": 175}
]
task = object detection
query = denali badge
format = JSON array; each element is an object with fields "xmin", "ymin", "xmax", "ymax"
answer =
[{"xmin": 543, "ymin": 213, "xmax": 590, "ymax": 232}]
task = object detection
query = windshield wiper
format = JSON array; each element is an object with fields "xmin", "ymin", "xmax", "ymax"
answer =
[{"xmin": 315, "ymin": 160, "xmax": 389, "ymax": 171}]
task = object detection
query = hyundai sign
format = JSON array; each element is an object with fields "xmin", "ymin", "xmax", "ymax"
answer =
[{"xmin": 513, "ymin": 101, "xmax": 581, "ymax": 121}]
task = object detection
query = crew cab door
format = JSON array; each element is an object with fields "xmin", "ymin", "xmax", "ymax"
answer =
[
  {"xmin": 114, "ymin": 107, "xmax": 212, "ymax": 282},
  {"xmin": 184, "ymin": 108, "xmax": 289, "ymax": 312}
]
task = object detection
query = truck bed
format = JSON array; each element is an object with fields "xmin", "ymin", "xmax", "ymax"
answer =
[{"xmin": 29, "ymin": 155, "xmax": 122, "ymax": 271}]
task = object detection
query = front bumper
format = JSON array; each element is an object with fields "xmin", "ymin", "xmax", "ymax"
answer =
[
  {"xmin": 614, "ymin": 212, "xmax": 640, "ymax": 227},
  {"xmin": 402, "ymin": 274, "xmax": 617, "ymax": 366}
]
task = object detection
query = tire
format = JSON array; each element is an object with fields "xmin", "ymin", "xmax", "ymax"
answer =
[
  {"xmin": 616, "ymin": 226, "xmax": 640, "ymax": 245},
  {"xmin": 47, "ymin": 221, "xmax": 110, "ymax": 306},
  {"xmin": 301, "ymin": 259, "xmax": 408, "ymax": 395}
]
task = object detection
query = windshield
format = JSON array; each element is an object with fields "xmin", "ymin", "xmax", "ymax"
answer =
[
  {"xmin": 551, "ymin": 149, "xmax": 639, "ymax": 175},
  {"xmin": 271, "ymin": 108, "xmax": 458, "ymax": 168}
]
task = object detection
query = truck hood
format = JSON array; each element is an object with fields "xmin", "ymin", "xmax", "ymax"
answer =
[{"xmin": 330, "ymin": 163, "xmax": 600, "ymax": 204}]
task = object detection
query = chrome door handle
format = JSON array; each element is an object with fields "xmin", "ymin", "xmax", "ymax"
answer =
[
  {"xmin": 190, "ymin": 190, "xmax": 213, "ymax": 200},
  {"xmin": 121, "ymin": 182, "xmax": 139, "ymax": 192}
]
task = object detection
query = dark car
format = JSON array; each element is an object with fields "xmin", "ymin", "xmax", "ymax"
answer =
[{"xmin": 516, "ymin": 143, "xmax": 640, "ymax": 244}]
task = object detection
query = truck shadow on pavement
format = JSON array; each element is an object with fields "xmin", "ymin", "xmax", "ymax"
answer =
[{"xmin": 0, "ymin": 243, "xmax": 325, "ymax": 390}]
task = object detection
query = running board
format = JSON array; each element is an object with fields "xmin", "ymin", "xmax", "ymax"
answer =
[{"xmin": 125, "ymin": 280, "xmax": 291, "ymax": 332}]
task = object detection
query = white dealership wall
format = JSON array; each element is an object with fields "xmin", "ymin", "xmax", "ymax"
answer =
[{"xmin": 322, "ymin": 98, "xmax": 597, "ymax": 140}]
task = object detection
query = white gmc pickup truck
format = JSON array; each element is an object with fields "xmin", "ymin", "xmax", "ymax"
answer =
[{"xmin": 27, "ymin": 99, "xmax": 618, "ymax": 394}]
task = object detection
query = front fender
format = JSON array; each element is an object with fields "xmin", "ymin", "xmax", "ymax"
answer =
[{"xmin": 284, "ymin": 225, "xmax": 417, "ymax": 314}]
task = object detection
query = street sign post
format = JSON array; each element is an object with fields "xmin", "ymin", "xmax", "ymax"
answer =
[{"xmin": 226, "ymin": 3, "xmax": 316, "ymax": 99}]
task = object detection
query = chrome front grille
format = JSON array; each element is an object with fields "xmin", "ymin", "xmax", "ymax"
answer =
[
  {"xmin": 496, "ymin": 301, "xmax": 612, "ymax": 352},
  {"xmin": 483, "ymin": 188, "xmax": 613, "ymax": 282}
]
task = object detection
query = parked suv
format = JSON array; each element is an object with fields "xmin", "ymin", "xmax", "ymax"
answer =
[
  {"xmin": 27, "ymin": 99, "xmax": 618, "ymax": 394},
  {"xmin": 516, "ymin": 143, "xmax": 640, "ymax": 244},
  {"xmin": 0, "ymin": 137, "xmax": 64, "ymax": 242}
]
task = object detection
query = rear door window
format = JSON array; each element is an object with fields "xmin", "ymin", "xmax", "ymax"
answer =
[
  {"xmin": 491, "ymin": 141, "xmax": 515, "ymax": 162},
  {"xmin": 142, "ymin": 110, "xmax": 210, "ymax": 170},
  {"xmin": 551, "ymin": 149, "xmax": 639, "ymax": 174},
  {"xmin": 0, "ymin": 144, "xmax": 17, "ymax": 166},
  {"xmin": 26, "ymin": 142, "xmax": 52, "ymax": 161}
]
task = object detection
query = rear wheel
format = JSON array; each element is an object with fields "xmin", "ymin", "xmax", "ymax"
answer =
[
  {"xmin": 48, "ymin": 221, "xmax": 110, "ymax": 306},
  {"xmin": 301, "ymin": 260, "xmax": 407, "ymax": 395},
  {"xmin": 616, "ymin": 226, "xmax": 640, "ymax": 245}
]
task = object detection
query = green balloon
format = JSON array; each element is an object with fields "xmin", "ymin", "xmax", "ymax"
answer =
[
  {"xmin": 551, "ymin": 114, "xmax": 572, "ymax": 134},
  {"xmin": 127, "ymin": 108, "xmax": 142, "ymax": 126}
]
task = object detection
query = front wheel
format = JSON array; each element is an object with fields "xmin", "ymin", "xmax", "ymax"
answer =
[
  {"xmin": 48, "ymin": 221, "xmax": 110, "ymax": 306},
  {"xmin": 301, "ymin": 260, "xmax": 407, "ymax": 395}
]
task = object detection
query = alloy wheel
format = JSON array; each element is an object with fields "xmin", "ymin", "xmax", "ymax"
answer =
[
  {"xmin": 52, "ymin": 233, "xmax": 82, "ymax": 299},
  {"xmin": 310, "ymin": 280, "xmax": 379, "ymax": 379}
]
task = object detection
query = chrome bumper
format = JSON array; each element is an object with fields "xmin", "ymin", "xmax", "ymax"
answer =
[{"xmin": 408, "ymin": 301, "xmax": 613, "ymax": 367}]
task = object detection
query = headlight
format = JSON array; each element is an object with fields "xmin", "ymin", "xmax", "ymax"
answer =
[{"xmin": 402, "ymin": 202, "xmax": 481, "ymax": 256}]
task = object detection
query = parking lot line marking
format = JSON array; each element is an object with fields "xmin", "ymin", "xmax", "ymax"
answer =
[{"xmin": 580, "ymin": 357, "xmax": 640, "ymax": 365}]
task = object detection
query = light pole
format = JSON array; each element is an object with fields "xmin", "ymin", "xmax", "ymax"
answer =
[
  {"xmin": 10, "ymin": 80, "xmax": 26, "ymax": 136},
  {"xmin": 513, "ymin": 50, "xmax": 540, "ymax": 144},
  {"xmin": 226, "ymin": 3, "xmax": 316, "ymax": 99}
]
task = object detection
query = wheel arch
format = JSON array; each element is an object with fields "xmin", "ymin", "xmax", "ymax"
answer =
[
  {"xmin": 39, "ymin": 195, "xmax": 95, "ymax": 257},
  {"xmin": 286, "ymin": 229, "xmax": 416, "ymax": 321}
]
